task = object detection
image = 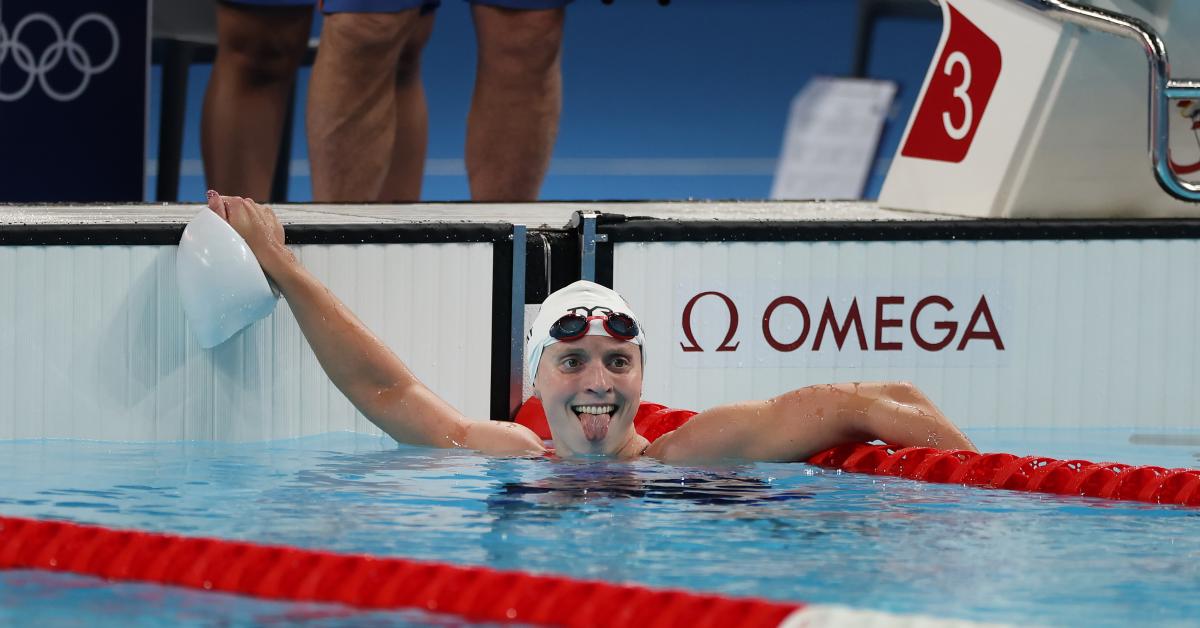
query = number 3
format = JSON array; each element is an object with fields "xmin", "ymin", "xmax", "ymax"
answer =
[{"xmin": 942, "ymin": 51, "xmax": 973, "ymax": 140}]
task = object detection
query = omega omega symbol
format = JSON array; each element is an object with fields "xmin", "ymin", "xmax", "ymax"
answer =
[
  {"xmin": 679, "ymin": 292, "xmax": 1005, "ymax": 353},
  {"xmin": 0, "ymin": 12, "xmax": 120, "ymax": 103},
  {"xmin": 900, "ymin": 4, "xmax": 1002, "ymax": 163}
]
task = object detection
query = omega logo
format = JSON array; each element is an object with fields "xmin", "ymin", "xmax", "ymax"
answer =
[{"xmin": 680, "ymin": 292, "xmax": 1004, "ymax": 353}]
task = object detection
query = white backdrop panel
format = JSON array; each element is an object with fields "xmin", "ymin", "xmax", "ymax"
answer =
[{"xmin": 615, "ymin": 239, "xmax": 1200, "ymax": 431}]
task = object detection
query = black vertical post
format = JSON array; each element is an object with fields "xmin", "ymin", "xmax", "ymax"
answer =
[
  {"xmin": 156, "ymin": 40, "xmax": 194, "ymax": 202},
  {"xmin": 490, "ymin": 231, "xmax": 516, "ymax": 421},
  {"xmin": 270, "ymin": 86, "xmax": 297, "ymax": 203}
]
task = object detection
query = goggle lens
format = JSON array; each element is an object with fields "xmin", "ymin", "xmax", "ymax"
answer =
[
  {"xmin": 603, "ymin": 313, "xmax": 637, "ymax": 340},
  {"xmin": 550, "ymin": 315, "xmax": 589, "ymax": 340},
  {"xmin": 549, "ymin": 312, "xmax": 639, "ymax": 342}
]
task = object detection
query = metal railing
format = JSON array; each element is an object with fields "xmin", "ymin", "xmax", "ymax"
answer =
[{"xmin": 1012, "ymin": 0, "xmax": 1200, "ymax": 201}]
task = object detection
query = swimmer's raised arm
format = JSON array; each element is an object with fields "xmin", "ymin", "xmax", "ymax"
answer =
[
  {"xmin": 646, "ymin": 382, "xmax": 976, "ymax": 464},
  {"xmin": 208, "ymin": 193, "xmax": 544, "ymax": 456}
]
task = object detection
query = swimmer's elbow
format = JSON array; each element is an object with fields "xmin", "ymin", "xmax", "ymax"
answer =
[
  {"xmin": 463, "ymin": 420, "xmax": 546, "ymax": 456},
  {"xmin": 644, "ymin": 437, "xmax": 684, "ymax": 463},
  {"xmin": 510, "ymin": 428, "xmax": 548, "ymax": 455}
]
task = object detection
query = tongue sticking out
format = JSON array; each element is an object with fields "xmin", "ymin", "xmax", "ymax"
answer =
[{"xmin": 578, "ymin": 412, "xmax": 611, "ymax": 441}]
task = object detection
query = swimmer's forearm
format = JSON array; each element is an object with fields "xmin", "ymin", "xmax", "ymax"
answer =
[
  {"xmin": 836, "ymin": 383, "xmax": 977, "ymax": 452},
  {"xmin": 269, "ymin": 255, "xmax": 416, "ymax": 398},
  {"xmin": 266, "ymin": 254, "xmax": 470, "ymax": 446},
  {"xmin": 651, "ymin": 383, "xmax": 973, "ymax": 464}
]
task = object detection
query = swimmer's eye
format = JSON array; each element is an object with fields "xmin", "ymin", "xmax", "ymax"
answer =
[
  {"xmin": 560, "ymin": 357, "xmax": 582, "ymax": 370},
  {"xmin": 609, "ymin": 356, "xmax": 632, "ymax": 369}
]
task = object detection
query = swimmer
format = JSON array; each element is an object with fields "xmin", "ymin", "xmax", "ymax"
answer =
[{"xmin": 207, "ymin": 192, "xmax": 978, "ymax": 462}]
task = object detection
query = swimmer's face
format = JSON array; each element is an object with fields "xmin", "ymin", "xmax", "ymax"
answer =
[{"xmin": 533, "ymin": 335, "xmax": 643, "ymax": 457}]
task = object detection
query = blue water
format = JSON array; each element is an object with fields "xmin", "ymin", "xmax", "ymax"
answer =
[
  {"xmin": 2, "ymin": 431, "xmax": 1200, "ymax": 627},
  {"xmin": 0, "ymin": 570, "xmax": 518, "ymax": 627}
]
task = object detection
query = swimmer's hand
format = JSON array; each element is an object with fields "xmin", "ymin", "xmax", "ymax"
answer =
[{"xmin": 206, "ymin": 190, "xmax": 295, "ymax": 279}]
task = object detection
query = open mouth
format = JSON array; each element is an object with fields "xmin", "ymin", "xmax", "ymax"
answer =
[{"xmin": 572, "ymin": 404, "xmax": 618, "ymax": 442}]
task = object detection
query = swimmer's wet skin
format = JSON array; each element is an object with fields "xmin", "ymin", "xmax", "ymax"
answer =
[{"xmin": 208, "ymin": 193, "xmax": 978, "ymax": 463}]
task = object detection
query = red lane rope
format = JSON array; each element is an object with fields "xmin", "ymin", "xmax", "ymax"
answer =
[
  {"xmin": 0, "ymin": 516, "xmax": 803, "ymax": 627},
  {"xmin": 806, "ymin": 444, "xmax": 1200, "ymax": 507}
]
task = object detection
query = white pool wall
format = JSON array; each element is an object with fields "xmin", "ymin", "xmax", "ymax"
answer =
[{"xmin": 0, "ymin": 242, "xmax": 494, "ymax": 441}]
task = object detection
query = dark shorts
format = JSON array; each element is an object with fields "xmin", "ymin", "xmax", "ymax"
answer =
[
  {"xmin": 221, "ymin": 0, "xmax": 314, "ymax": 6},
  {"xmin": 226, "ymin": 0, "xmax": 572, "ymax": 9},
  {"xmin": 324, "ymin": 0, "xmax": 572, "ymax": 11}
]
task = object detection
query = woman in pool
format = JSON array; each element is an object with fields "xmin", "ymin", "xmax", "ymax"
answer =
[{"xmin": 208, "ymin": 192, "xmax": 977, "ymax": 461}]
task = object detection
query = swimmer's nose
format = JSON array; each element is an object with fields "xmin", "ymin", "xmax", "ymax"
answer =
[{"xmin": 583, "ymin": 361, "xmax": 613, "ymax": 394}]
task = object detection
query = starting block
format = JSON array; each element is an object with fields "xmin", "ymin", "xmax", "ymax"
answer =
[{"xmin": 880, "ymin": 0, "xmax": 1200, "ymax": 217}]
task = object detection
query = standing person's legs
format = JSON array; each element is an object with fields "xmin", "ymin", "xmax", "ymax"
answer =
[
  {"xmin": 202, "ymin": 1, "xmax": 314, "ymax": 200},
  {"xmin": 307, "ymin": 2, "xmax": 432, "ymax": 202},
  {"xmin": 378, "ymin": 13, "xmax": 436, "ymax": 202},
  {"xmin": 467, "ymin": 2, "xmax": 567, "ymax": 202}
]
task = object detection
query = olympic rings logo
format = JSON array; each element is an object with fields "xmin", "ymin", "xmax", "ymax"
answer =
[{"xmin": 0, "ymin": 12, "xmax": 120, "ymax": 103}]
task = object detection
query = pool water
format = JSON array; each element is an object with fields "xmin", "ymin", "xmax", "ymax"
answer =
[
  {"xmin": 2, "ymin": 430, "xmax": 1199, "ymax": 627},
  {"xmin": 0, "ymin": 570, "xmax": 515, "ymax": 627}
]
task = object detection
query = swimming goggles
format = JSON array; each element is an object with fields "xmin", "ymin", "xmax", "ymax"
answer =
[{"xmin": 549, "ymin": 307, "xmax": 639, "ymax": 342}]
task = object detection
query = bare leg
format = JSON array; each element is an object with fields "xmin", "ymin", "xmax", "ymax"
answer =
[
  {"xmin": 467, "ymin": 5, "xmax": 564, "ymax": 202},
  {"xmin": 201, "ymin": 2, "xmax": 313, "ymax": 200},
  {"xmin": 378, "ymin": 13, "xmax": 436, "ymax": 203},
  {"xmin": 307, "ymin": 11, "xmax": 426, "ymax": 202}
]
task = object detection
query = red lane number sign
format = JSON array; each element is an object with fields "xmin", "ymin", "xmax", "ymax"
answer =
[{"xmin": 901, "ymin": 4, "xmax": 1002, "ymax": 163}]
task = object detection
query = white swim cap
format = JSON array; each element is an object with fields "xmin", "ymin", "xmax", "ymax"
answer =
[
  {"xmin": 177, "ymin": 208, "xmax": 280, "ymax": 348},
  {"xmin": 526, "ymin": 280, "xmax": 646, "ymax": 383}
]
